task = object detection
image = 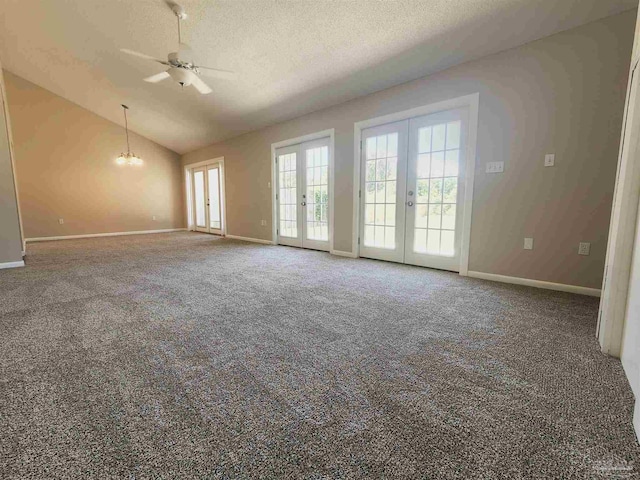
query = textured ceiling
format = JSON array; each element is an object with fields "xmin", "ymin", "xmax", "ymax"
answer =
[{"xmin": 0, "ymin": 0, "xmax": 636, "ymax": 154}]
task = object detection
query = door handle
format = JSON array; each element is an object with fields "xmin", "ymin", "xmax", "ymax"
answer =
[
  {"xmin": 301, "ymin": 202, "xmax": 306, "ymax": 206},
  {"xmin": 407, "ymin": 201, "xmax": 414, "ymax": 207}
]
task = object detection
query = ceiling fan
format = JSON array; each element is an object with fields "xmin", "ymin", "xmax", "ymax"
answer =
[{"xmin": 120, "ymin": 3, "xmax": 234, "ymax": 94}]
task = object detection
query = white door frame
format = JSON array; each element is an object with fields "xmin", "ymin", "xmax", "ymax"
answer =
[
  {"xmin": 184, "ymin": 156, "xmax": 227, "ymax": 235},
  {"xmin": 598, "ymin": 56, "xmax": 640, "ymax": 357},
  {"xmin": 271, "ymin": 129, "xmax": 335, "ymax": 251},
  {"xmin": 352, "ymin": 93, "xmax": 480, "ymax": 275}
]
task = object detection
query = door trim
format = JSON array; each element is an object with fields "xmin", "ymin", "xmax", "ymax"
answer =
[
  {"xmin": 271, "ymin": 129, "xmax": 335, "ymax": 251},
  {"xmin": 598, "ymin": 57, "xmax": 640, "ymax": 357},
  {"xmin": 184, "ymin": 156, "xmax": 227, "ymax": 236},
  {"xmin": 352, "ymin": 93, "xmax": 480, "ymax": 275}
]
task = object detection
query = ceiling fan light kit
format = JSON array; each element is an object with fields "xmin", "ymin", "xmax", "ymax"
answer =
[{"xmin": 120, "ymin": 3, "xmax": 235, "ymax": 95}]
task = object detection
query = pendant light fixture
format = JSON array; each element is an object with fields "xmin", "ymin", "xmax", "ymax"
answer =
[{"xmin": 116, "ymin": 104, "xmax": 143, "ymax": 166}]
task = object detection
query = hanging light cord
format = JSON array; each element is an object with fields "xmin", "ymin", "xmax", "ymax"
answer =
[{"xmin": 122, "ymin": 104, "xmax": 130, "ymax": 155}]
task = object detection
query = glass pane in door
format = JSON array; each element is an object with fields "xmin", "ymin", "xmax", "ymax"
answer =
[
  {"xmin": 305, "ymin": 146, "xmax": 329, "ymax": 241},
  {"xmin": 413, "ymin": 121, "xmax": 460, "ymax": 256},
  {"xmin": 278, "ymin": 152, "xmax": 297, "ymax": 238},
  {"xmin": 208, "ymin": 167, "xmax": 221, "ymax": 230},
  {"xmin": 194, "ymin": 170, "xmax": 206, "ymax": 228},
  {"xmin": 363, "ymin": 133, "xmax": 398, "ymax": 249}
]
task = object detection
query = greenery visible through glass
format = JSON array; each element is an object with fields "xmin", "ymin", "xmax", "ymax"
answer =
[
  {"xmin": 414, "ymin": 120, "xmax": 461, "ymax": 256},
  {"xmin": 305, "ymin": 146, "xmax": 329, "ymax": 241},
  {"xmin": 278, "ymin": 152, "xmax": 298, "ymax": 238},
  {"xmin": 364, "ymin": 132, "xmax": 398, "ymax": 249}
]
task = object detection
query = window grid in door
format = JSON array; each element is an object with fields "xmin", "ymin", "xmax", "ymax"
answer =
[
  {"xmin": 363, "ymin": 133, "xmax": 398, "ymax": 249},
  {"xmin": 305, "ymin": 146, "xmax": 329, "ymax": 241},
  {"xmin": 278, "ymin": 153, "xmax": 298, "ymax": 238},
  {"xmin": 194, "ymin": 170, "xmax": 206, "ymax": 228},
  {"xmin": 208, "ymin": 168, "xmax": 221, "ymax": 230},
  {"xmin": 414, "ymin": 121, "xmax": 460, "ymax": 256}
]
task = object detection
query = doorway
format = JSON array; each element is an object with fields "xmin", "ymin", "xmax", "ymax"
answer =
[
  {"xmin": 273, "ymin": 131, "xmax": 334, "ymax": 252},
  {"xmin": 189, "ymin": 159, "xmax": 225, "ymax": 235},
  {"xmin": 355, "ymin": 95, "xmax": 478, "ymax": 273}
]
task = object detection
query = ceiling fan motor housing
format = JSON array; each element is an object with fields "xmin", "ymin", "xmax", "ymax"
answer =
[{"xmin": 168, "ymin": 67, "xmax": 195, "ymax": 86}]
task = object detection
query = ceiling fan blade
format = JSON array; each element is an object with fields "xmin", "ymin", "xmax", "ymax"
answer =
[
  {"xmin": 191, "ymin": 75, "xmax": 212, "ymax": 94},
  {"xmin": 121, "ymin": 49, "xmax": 169, "ymax": 65},
  {"xmin": 144, "ymin": 71, "xmax": 171, "ymax": 83},
  {"xmin": 196, "ymin": 66, "xmax": 236, "ymax": 80}
]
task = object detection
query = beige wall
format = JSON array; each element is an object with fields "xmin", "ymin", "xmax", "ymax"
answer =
[
  {"xmin": 4, "ymin": 71, "xmax": 185, "ymax": 239},
  {"xmin": 183, "ymin": 12, "xmax": 635, "ymax": 289},
  {"xmin": 0, "ymin": 60, "xmax": 23, "ymax": 265}
]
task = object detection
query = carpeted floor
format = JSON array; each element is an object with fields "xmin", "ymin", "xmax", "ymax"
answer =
[{"xmin": 1, "ymin": 232, "xmax": 638, "ymax": 479}]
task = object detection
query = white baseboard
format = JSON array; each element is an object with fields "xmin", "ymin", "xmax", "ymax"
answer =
[
  {"xmin": 330, "ymin": 249, "xmax": 357, "ymax": 258},
  {"xmin": 0, "ymin": 260, "xmax": 25, "ymax": 269},
  {"xmin": 225, "ymin": 234, "xmax": 274, "ymax": 245},
  {"xmin": 467, "ymin": 271, "xmax": 601, "ymax": 297},
  {"xmin": 26, "ymin": 228, "xmax": 186, "ymax": 243}
]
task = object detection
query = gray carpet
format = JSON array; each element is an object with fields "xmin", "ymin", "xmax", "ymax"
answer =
[{"xmin": 1, "ymin": 232, "xmax": 638, "ymax": 479}]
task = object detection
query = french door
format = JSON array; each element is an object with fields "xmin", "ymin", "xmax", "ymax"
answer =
[
  {"xmin": 276, "ymin": 137, "xmax": 330, "ymax": 251},
  {"xmin": 192, "ymin": 162, "xmax": 224, "ymax": 235},
  {"xmin": 360, "ymin": 107, "xmax": 468, "ymax": 271}
]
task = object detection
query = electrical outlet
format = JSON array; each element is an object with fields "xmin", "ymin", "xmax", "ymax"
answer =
[
  {"xmin": 152, "ymin": 215, "xmax": 157, "ymax": 221},
  {"xmin": 578, "ymin": 242, "xmax": 591, "ymax": 256},
  {"xmin": 544, "ymin": 154, "xmax": 555, "ymax": 167},
  {"xmin": 261, "ymin": 220, "xmax": 267, "ymax": 226},
  {"xmin": 486, "ymin": 161, "xmax": 504, "ymax": 173},
  {"xmin": 524, "ymin": 237, "xmax": 534, "ymax": 250},
  {"xmin": 267, "ymin": 182, "xmax": 271, "ymax": 188},
  {"xmin": 58, "ymin": 218, "xmax": 64, "ymax": 225}
]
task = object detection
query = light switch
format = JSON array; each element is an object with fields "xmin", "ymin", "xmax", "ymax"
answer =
[
  {"xmin": 486, "ymin": 161, "xmax": 504, "ymax": 173},
  {"xmin": 524, "ymin": 237, "xmax": 534, "ymax": 250},
  {"xmin": 58, "ymin": 218, "xmax": 64, "ymax": 225},
  {"xmin": 544, "ymin": 154, "xmax": 555, "ymax": 167}
]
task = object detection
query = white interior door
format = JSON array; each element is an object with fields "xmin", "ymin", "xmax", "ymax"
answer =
[
  {"xmin": 302, "ymin": 139, "xmax": 330, "ymax": 251},
  {"xmin": 207, "ymin": 164, "xmax": 223, "ymax": 235},
  {"xmin": 191, "ymin": 162, "xmax": 224, "ymax": 235},
  {"xmin": 359, "ymin": 120, "xmax": 408, "ymax": 262},
  {"xmin": 276, "ymin": 144, "xmax": 302, "ymax": 247},
  {"xmin": 405, "ymin": 108, "xmax": 467, "ymax": 271},
  {"xmin": 276, "ymin": 138, "xmax": 331, "ymax": 251},
  {"xmin": 193, "ymin": 166, "xmax": 208, "ymax": 233},
  {"xmin": 359, "ymin": 107, "xmax": 468, "ymax": 272}
]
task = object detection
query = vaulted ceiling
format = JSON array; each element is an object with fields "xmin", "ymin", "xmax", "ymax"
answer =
[{"xmin": 0, "ymin": 0, "xmax": 636, "ymax": 154}]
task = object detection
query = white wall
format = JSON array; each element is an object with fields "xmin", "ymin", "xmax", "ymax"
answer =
[
  {"xmin": 183, "ymin": 12, "xmax": 635, "ymax": 290},
  {"xmin": 623, "ymin": 200, "xmax": 640, "ymax": 438}
]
